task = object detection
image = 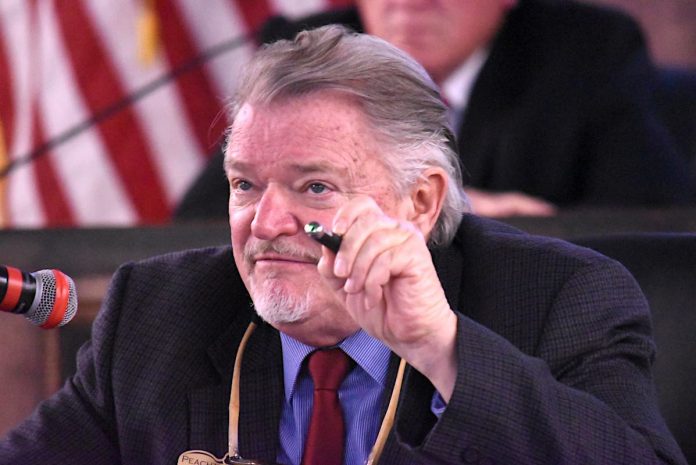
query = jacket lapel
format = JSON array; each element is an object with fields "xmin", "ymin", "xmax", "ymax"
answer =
[
  {"xmin": 379, "ymin": 361, "xmax": 442, "ymax": 464},
  {"xmin": 431, "ymin": 235, "xmax": 464, "ymax": 314},
  {"xmin": 237, "ymin": 321, "xmax": 284, "ymax": 461},
  {"xmin": 188, "ymin": 383, "xmax": 232, "ymax": 457},
  {"xmin": 187, "ymin": 311, "xmax": 282, "ymax": 462}
]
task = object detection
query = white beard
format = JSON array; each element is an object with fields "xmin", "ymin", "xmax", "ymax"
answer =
[
  {"xmin": 251, "ymin": 280, "xmax": 312, "ymax": 325},
  {"xmin": 242, "ymin": 237, "xmax": 322, "ymax": 325}
]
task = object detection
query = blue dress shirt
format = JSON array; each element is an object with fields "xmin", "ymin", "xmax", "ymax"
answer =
[
  {"xmin": 276, "ymin": 330, "xmax": 446, "ymax": 465},
  {"xmin": 277, "ymin": 330, "xmax": 391, "ymax": 465}
]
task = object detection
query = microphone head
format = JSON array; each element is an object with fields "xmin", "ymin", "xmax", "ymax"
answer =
[{"xmin": 26, "ymin": 269, "xmax": 78, "ymax": 328}]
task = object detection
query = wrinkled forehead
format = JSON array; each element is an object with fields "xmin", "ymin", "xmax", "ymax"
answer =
[
  {"xmin": 227, "ymin": 93, "xmax": 383, "ymax": 148},
  {"xmin": 224, "ymin": 95, "xmax": 392, "ymax": 177}
]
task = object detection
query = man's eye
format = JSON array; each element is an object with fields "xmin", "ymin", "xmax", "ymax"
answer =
[
  {"xmin": 308, "ymin": 183, "xmax": 328, "ymax": 194},
  {"xmin": 234, "ymin": 180, "xmax": 252, "ymax": 191}
]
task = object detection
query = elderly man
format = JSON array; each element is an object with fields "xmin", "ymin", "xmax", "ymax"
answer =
[{"xmin": 0, "ymin": 26, "xmax": 686, "ymax": 465}]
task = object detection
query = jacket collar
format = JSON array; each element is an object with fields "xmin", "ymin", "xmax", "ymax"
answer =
[{"xmin": 188, "ymin": 310, "xmax": 282, "ymax": 463}]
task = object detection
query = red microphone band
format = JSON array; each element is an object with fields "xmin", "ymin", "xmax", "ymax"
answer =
[
  {"xmin": 41, "ymin": 270, "xmax": 70, "ymax": 329},
  {"xmin": 0, "ymin": 266, "xmax": 29, "ymax": 313}
]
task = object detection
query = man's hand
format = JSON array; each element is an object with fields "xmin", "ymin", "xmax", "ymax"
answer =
[
  {"xmin": 465, "ymin": 187, "xmax": 557, "ymax": 217},
  {"xmin": 316, "ymin": 196, "xmax": 458, "ymax": 401}
]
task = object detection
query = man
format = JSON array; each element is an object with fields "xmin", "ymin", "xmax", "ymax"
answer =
[
  {"xmin": 176, "ymin": 0, "xmax": 693, "ymax": 220},
  {"xmin": 0, "ymin": 26, "xmax": 686, "ymax": 464}
]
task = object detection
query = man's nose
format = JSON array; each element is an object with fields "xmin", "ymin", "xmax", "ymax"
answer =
[{"xmin": 250, "ymin": 185, "xmax": 300, "ymax": 240}]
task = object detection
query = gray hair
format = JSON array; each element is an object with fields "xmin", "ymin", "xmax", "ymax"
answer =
[{"xmin": 227, "ymin": 25, "xmax": 468, "ymax": 246}]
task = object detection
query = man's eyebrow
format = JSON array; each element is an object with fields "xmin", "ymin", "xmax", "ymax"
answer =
[
  {"xmin": 289, "ymin": 161, "xmax": 342, "ymax": 174},
  {"xmin": 224, "ymin": 159, "xmax": 347, "ymax": 176},
  {"xmin": 223, "ymin": 158, "xmax": 246, "ymax": 173}
]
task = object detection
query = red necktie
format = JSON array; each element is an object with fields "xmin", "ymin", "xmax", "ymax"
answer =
[{"xmin": 301, "ymin": 349, "xmax": 352, "ymax": 465}]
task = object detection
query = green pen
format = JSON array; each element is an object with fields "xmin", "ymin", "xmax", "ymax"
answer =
[{"xmin": 304, "ymin": 221, "xmax": 342, "ymax": 253}]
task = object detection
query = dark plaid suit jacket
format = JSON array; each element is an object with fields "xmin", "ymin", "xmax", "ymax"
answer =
[{"xmin": 0, "ymin": 215, "xmax": 686, "ymax": 464}]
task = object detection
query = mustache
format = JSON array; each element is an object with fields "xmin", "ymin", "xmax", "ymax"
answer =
[{"xmin": 244, "ymin": 239, "xmax": 322, "ymax": 264}]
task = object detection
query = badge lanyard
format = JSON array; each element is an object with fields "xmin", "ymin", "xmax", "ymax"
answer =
[{"xmin": 179, "ymin": 321, "xmax": 407, "ymax": 465}]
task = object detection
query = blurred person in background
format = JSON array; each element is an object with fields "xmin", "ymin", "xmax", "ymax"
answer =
[{"xmin": 176, "ymin": 0, "xmax": 693, "ymax": 220}]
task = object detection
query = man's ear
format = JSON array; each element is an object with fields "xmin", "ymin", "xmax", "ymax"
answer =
[{"xmin": 408, "ymin": 168, "xmax": 447, "ymax": 238}]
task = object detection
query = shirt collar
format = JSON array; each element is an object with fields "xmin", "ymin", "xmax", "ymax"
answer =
[
  {"xmin": 440, "ymin": 46, "xmax": 490, "ymax": 112},
  {"xmin": 280, "ymin": 329, "xmax": 392, "ymax": 403}
]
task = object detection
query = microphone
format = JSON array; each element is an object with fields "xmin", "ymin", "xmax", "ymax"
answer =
[{"xmin": 0, "ymin": 265, "xmax": 78, "ymax": 329}]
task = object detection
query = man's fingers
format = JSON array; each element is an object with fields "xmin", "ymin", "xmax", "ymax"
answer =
[
  {"xmin": 341, "ymin": 223, "xmax": 410, "ymax": 291},
  {"xmin": 465, "ymin": 188, "xmax": 557, "ymax": 217}
]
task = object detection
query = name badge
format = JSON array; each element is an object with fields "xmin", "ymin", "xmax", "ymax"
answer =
[{"xmin": 177, "ymin": 450, "xmax": 226, "ymax": 465}]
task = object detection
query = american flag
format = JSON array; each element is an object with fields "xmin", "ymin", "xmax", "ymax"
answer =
[{"xmin": 0, "ymin": 0, "xmax": 350, "ymax": 228}]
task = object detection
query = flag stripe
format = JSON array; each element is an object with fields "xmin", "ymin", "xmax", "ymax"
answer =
[
  {"xmin": 30, "ymin": 1, "xmax": 74, "ymax": 226},
  {"xmin": 84, "ymin": 0, "xmax": 204, "ymax": 205},
  {"xmin": 53, "ymin": 1, "xmax": 170, "ymax": 222},
  {"xmin": 231, "ymin": 0, "xmax": 274, "ymax": 37},
  {"xmin": 0, "ymin": 22, "xmax": 15, "ymax": 155},
  {"xmin": 31, "ymin": 102, "xmax": 75, "ymax": 226},
  {"xmin": 174, "ymin": 0, "xmax": 255, "ymax": 106},
  {"xmin": 36, "ymin": 0, "xmax": 137, "ymax": 225},
  {"xmin": 327, "ymin": 0, "xmax": 354, "ymax": 8},
  {"xmin": 271, "ymin": 0, "xmax": 325, "ymax": 19},
  {"xmin": 156, "ymin": 1, "xmax": 228, "ymax": 155},
  {"xmin": 2, "ymin": 1, "xmax": 45, "ymax": 227},
  {"xmin": 0, "ymin": 20, "xmax": 14, "ymax": 225}
]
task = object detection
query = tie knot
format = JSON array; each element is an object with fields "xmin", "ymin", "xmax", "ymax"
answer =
[{"xmin": 307, "ymin": 349, "xmax": 351, "ymax": 391}]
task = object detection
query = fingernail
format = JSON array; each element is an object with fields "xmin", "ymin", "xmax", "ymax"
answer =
[
  {"xmin": 334, "ymin": 257, "xmax": 347, "ymax": 277},
  {"xmin": 333, "ymin": 220, "xmax": 346, "ymax": 235}
]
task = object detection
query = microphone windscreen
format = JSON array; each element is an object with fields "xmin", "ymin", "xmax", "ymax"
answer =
[{"xmin": 26, "ymin": 269, "xmax": 78, "ymax": 328}]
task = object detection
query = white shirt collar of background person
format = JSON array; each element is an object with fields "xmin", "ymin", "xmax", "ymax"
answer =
[{"xmin": 441, "ymin": 47, "xmax": 490, "ymax": 128}]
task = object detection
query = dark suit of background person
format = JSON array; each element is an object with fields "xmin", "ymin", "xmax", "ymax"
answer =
[
  {"xmin": 0, "ymin": 214, "xmax": 686, "ymax": 464},
  {"xmin": 174, "ymin": 0, "xmax": 693, "ymax": 221}
]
